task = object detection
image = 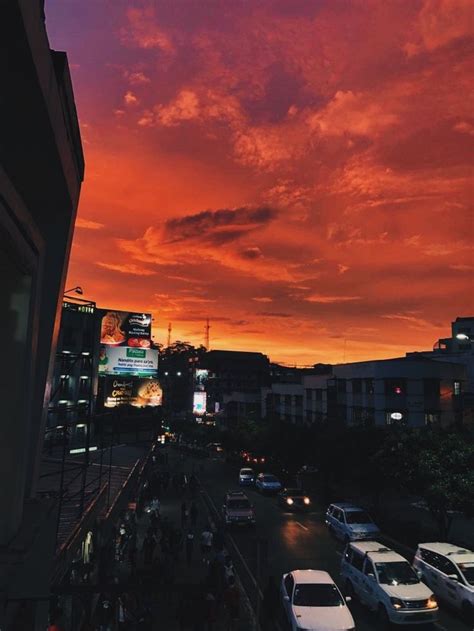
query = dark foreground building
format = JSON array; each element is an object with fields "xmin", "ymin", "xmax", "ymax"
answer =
[{"xmin": 0, "ymin": 1, "xmax": 84, "ymax": 628}]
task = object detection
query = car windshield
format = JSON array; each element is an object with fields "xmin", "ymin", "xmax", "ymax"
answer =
[
  {"xmin": 263, "ymin": 475, "xmax": 278, "ymax": 482},
  {"xmin": 285, "ymin": 489, "xmax": 306, "ymax": 496},
  {"xmin": 375, "ymin": 562, "xmax": 419, "ymax": 585},
  {"xmin": 458, "ymin": 563, "xmax": 474, "ymax": 585},
  {"xmin": 345, "ymin": 511, "xmax": 372, "ymax": 524},
  {"xmin": 241, "ymin": 470, "xmax": 253, "ymax": 475},
  {"xmin": 293, "ymin": 583, "xmax": 344, "ymax": 607},
  {"xmin": 228, "ymin": 500, "xmax": 250, "ymax": 509}
]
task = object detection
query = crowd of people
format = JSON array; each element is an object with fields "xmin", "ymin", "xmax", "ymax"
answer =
[{"xmin": 57, "ymin": 448, "xmax": 246, "ymax": 630}]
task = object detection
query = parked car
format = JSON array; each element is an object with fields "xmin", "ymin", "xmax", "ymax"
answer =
[
  {"xmin": 413, "ymin": 542, "xmax": 474, "ymax": 622},
  {"xmin": 256, "ymin": 473, "xmax": 282, "ymax": 494},
  {"xmin": 222, "ymin": 491, "xmax": 255, "ymax": 527},
  {"xmin": 325, "ymin": 502, "xmax": 380, "ymax": 543},
  {"xmin": 281, "ymin": 569, "xmax": 355, "ymax": 631},
  {"xmin": 341, "ymin": 541, "xmax": 438, "ymax": 626},
  {"xmin": 278, "ymin": 488, "xmax": 311, "ymax": 511},
  {"xmin": 238, "ymin": 467, "xmax": 255, "ymax": 486}
]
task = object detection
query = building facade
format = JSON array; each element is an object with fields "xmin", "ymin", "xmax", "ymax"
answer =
[{"xmin": 0, "ymin": 1, "xmax": 84, "ymax": 627}]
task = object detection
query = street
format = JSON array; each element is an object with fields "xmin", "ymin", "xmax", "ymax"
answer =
[{"xmin": 198, "ymin": 454, "xmax": 471, "ymax": 631}]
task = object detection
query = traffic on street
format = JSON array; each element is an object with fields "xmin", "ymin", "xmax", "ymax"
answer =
[{"xmin": 192, "ymin": 447, "xmax": 473, "ymax": 631}]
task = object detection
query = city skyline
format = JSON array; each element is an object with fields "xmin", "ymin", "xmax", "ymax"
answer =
[{"xmin": 46, "ymin": 0, "xmax": 473, "ymax": 364}]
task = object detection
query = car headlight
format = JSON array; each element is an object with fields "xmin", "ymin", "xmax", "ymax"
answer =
[
  {"xmin": 303, "ymin": 497, "xmax": 311, "ymax": 505},
  {"xmin": 287, "ymin": 498, "xmax": 294, "ymax": 505},
  {"xmin": 426, "ymin": 596, "xmax": 438, "ymax": 609},
  {"xmin": 390, "ymin": 597, "xmax": 405, "ymax": 610}
]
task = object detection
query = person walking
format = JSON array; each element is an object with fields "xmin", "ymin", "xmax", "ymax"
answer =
[
  {"xmin": 200, "ymin": 526, "xmax": 213, "ymax": 565},
  {"xmin": 190, "ymin": 501, "xmax": 198, "ymax": 528},
  {"xmin": 203, "ymin": 590, "xmax": 217, "ymax": 631},
  {"xmin": 223, "ymin": 577, "xmax": 240, "ymax": 631},
  {"xmin": 185, "ymin": 530, "xmax": 195, "ymax": 566}
]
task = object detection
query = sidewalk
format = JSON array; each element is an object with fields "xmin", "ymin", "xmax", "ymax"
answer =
[{"xmin": 92, "ymin": 448, "xmax": 258, "ymax": 630}]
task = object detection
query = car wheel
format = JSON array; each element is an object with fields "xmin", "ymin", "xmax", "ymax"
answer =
[
  {"xmin": 377, "ymin": 605, "xmax": 391, "ymax": 629},
  {"xmin": 462, "ymin": 601, "xmax": 474, "ymax": 625}
]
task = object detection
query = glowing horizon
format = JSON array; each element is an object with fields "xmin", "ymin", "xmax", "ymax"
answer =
[{"xmin": 46, "ymin": 0, "xmax": 473, "ymax": 364}]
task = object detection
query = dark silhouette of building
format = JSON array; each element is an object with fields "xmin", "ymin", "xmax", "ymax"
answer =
[
  {"xmin": 0, "ymin": 1, "xmax": 84, "ymax": 627},
  {"xmin": 197, "ymin": 350, "xmax": 270, "ymax": 421}
]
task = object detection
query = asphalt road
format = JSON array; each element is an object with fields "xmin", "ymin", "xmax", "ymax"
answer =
[{"xmin": 198, "ymin": 455, "xmax": 471, "ymax": 631}]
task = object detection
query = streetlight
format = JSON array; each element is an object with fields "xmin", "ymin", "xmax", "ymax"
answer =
[
  {"xmin": 456, "ymin": 333, "xmax": 471, "ymax": 341},
  {"xmin": 64, "ymin": 286, "xmax": 83, "ymax": 295}
]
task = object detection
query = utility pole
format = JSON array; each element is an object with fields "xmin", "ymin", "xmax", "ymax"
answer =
[
  {"xmin": 205, "ymin": 318, "xmax": 210, "ymax": 350},
  {"xmin": 167, "ymin": 322, "xmax": 172, "ymax": 348}
]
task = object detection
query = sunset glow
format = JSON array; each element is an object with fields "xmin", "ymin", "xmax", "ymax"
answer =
[{"xmin": 46, "ymin": 0, "xmax": 473, "ymax": 364}]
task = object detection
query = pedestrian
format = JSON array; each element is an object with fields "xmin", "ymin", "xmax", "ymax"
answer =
[
  {"xmin": 223, "ymin": 555, "xmax": 235, "ymax": 586},
  {"xmin": 203, "ymin": 590, "xmax": 217, "ymax": 631},
  {"xmin": 185, "ymin": 531, "xmax": 195, "ymax": 566},
  {"xmin": 200, "ymin": 526, "xmax": 213, "ymax": 564},
  {"xmin": 223, "ymin": 577, "xmax": 240, "ymax": 631},
  {"xmin": 190, "ymin": 501, "xmax": 198, "ymax": 528},
  {"xmin": 97, "ymin": 599, "xmax": 114, "ymax": 631},
  {"xmin": 261, "ymin": 575, "xmax": 279, "ymax": 630},
  {"xmin": 181, "ymin": 501, "xmax": 189, "ymax": 527}
]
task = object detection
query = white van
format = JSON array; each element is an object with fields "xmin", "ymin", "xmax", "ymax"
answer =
[
  {"xmin": 413, "ymin": 542, "xmax": 474, "ymax": 622},
  {"xmin": 341, "ymin": 541, "xmax": 438, "ymax": 625}
]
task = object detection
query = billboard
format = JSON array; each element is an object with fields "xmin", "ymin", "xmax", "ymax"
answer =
[
  {"xmin": 99, "ymin": 310, "xmax": 152, "ymax": 347},
  {"xmin": 98, "ymin": 346, "xmax": 158, "ymax": 377},
  {"xmin": 193, "ymin": 391, "xmax": 207, "ymax": 415},
  {"xmin": 195, "ymin": 369, "xmax": 209, "ymax": 389},
  {"xmin": 104, "ymin": 377, "xmax": 162, "ymax": 408}
]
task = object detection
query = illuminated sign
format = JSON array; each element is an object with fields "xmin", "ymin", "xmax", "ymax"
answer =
[
  {"xmin": 195, "ymin": 369, "xmax": 209, "ymax": 388},
  {"xmin": 104, "ymin": 378, "xmax": 162, "ymax": 408},
  {"xmin": 99, "ymin": 310, "xmax": 152, "ymax": 347},
  {"xmin": 193, "ymin": 391, "xmax": 207, "ymax": 415},
  {"xmin": 99, "ymin": 346, "xmax": 158, "ymax": 376}
]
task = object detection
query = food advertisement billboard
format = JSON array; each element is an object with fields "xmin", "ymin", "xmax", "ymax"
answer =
[
  {"xmin": 193, "ymin": 391, "xmax": 207, "ymax": 415},
  {"xmin": 104, "ymin": 377, "xmax": 162, "ymax": 408},
  {"xmin": 98, "ymin": 347, "xmax": 158, "ymax": 377},
  {"xmin": 99, "ymin": 310, "xmax": 152, "ymax": 347}
]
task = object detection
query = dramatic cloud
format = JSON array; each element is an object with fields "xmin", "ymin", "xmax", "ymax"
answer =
[{"xmin": 46, "ymin": 0, "xmax": 474, "ymax": 363}]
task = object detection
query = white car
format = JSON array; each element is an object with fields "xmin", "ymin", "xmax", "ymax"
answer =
[
  {"xmin": 325, "ymin": 503, "xmax": 380, "ymax": 543},
  {"xmin": 238, "ymin": 467, "xmax": 255, "ymax": 486},
  {"xmin": 256, "ymin": 473, "xmax": 282, "ymax": 494},
  {"xmin": 413, "ymin": 542, "xmax": 474, "ymax": 622},
  {"xmin": 281, "ymin": 569, "xmax": 355, "ymax": 631},
  {"xmin": 341, "ymin": 541, "xmax": 438, "ymax": 625}
]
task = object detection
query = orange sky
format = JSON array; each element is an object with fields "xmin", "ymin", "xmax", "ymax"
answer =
[{"xmin": 46, "ymin": 0, "xmax": 473, "ymax": 365}]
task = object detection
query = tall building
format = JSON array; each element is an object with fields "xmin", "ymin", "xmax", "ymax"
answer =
[{"xmin": 0, "ymin": 2, "xmax": 84, "ymax": 628}]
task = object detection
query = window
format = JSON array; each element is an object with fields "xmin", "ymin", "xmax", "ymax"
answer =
[
  {"xmin": 438, "ymin": 557, "xmax": 462, "ymax": 580},
  {"xmin": 337, "ymin": 379, "xmax": 346, "ymax": 394},
  {"xmin": 454, "ymin": 381, "xmax": 461, "ymax": 396},
  {"xmin": 315, "ymin": 389, "xmax": 323, "ymax": 401},
  {"xmin": 363, "ymin": 560, "xmax": 375, "ymax": 577},
  {"xmin": 423, "ymin": 379, "xmax": 440, "ymax": 397},
  {"xmin": 305, "ymin": 388, "xmax": 312, "ymax": 401},
  {"xmin": 365, "ymin": 379, "xmax": 374, "ymax": 395},
  {"xmin": 352, "ymin": 551, "xmax": 365, "ymax": 571},
  {"xmin": 293, "ymin": 584, "xmax": 344, "ymax": 607},
  {"xmin": 425, "ymin": 412, "xmax": 439, "ymax": 425},
  {"xmin": 284, "ymin": 574, "xmax": 294, "ymax": 597},
  {"xmin": 352, "ymin": 379, "xmax": 362, "ymax": 394}
]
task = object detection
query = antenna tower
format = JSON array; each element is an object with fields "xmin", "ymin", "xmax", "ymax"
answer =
[
  {"xmin": 205, "ymin": 318, "xmax": 210, "ymax": 350},
  {"xmin": 167, "ymin": 322, "xmax": 172, "ymax": 347}
]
